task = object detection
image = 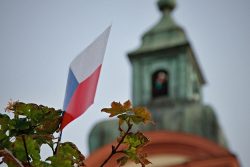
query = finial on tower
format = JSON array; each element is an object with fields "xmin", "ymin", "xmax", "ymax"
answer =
[{"xmin": 157, "ymin": 0, "xmax": 176, "ymax": 12}]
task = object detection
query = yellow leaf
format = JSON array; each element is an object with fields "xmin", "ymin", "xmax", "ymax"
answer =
[
  {"xmin": 123, "ymin": 100, "xmax": 131, "ymax": 110},
  {"xmin": 101, "ymin": 101, "xmax": 131, "ymax": 117},
  {"xmin": 132, "ymin": 107, "xmax": 152, "ymax": 123}
]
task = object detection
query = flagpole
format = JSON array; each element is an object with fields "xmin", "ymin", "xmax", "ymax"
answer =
[{"xmin": 55, "ymin": 111, "xmax": 65, "ymax": 155}]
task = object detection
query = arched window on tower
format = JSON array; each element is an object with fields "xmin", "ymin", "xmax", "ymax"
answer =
[{"xmin": 152, "ymin": 70, "xmax": 169, "ymax": 98}]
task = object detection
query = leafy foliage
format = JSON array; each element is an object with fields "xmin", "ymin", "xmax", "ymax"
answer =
[
  {"xmin": 0, "ymin": 100, "xmax": 152, "ymax": 167},
  {"xmin": 101, "ymin": 100, "xmax": 153, "ymax": 166},
  {"xmin": 0, "ymin": 101, "xmax": 85, "ymax": 167}
]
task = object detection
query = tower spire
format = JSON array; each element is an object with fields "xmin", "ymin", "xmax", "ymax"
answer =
[{"xmin": 157, "ymin": 0, "xmax": 176, "ymax": 12}]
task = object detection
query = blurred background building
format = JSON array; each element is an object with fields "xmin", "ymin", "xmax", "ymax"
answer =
[{"xmin": 86, "ymin": 0, "xmax": 240, "ymax": 166}]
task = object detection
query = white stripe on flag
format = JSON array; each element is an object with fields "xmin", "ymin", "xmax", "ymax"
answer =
[{"xmin": 70, "ymin": 26, "xmax": 111, "ymax": 83}]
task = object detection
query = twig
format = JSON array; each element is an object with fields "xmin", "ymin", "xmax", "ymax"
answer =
[
  {"xmin": 100, "ymin": 124, "xmax": 133, "ymax": 167},
  {"xmin": 21, "ymin": 135, "xmax": 31, "ymax": 166},
  {"xmin": 0, "ymin": 148, "xmax": 24, "ymax": 167}
]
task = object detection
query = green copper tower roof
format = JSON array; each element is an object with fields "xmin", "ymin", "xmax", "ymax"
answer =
[{"xmin": 129, "ymin": 0, "xmax": 188, "ymax": 55}]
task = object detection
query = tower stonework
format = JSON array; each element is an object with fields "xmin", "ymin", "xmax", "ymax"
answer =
[{"xmin": 86, "ymin": 0, "xmax": 240, "ymax": 166}]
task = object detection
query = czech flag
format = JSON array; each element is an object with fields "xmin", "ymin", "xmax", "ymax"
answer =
[{"xmin": 61, "ymin": 26, "xmax": 111, "ymax": 130}]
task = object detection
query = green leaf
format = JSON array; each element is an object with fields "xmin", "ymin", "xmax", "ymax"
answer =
[
  {"xmin": 12, "ymin": 137, "xmax": 28, "ymax": 162},
  {"xmin": 121, "ymin": 132, "xmax": 150, "ymax": 166},
  {"xmin": 0, "ymin": 134, "xmax": 11, "ymax": 149},
  {"xmin": 47, "ymin": 142, "xmax": 85, "ymax": 167},
  {"xmin": 25, "ymin": 136, "xmax": 41, "ymax": 162},
  {"xmin": 6, "ymin": 102, "xmax": 62, "ymax": 134},
  {"xmin": 0, "ymin": 113, "xmax": 11, "ymax": 130},
  {"xmin": 12, "ymin": 136, "xmax": 41, "ymax": 163},
  {"xmin": 0, "ymin": 114, "xmax": 11, "ymax": 149}
]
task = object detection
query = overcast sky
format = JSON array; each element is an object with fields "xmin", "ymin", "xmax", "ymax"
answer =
[{"xmin": 0, "ymin": 0, "xmax": 249, "ymax": 166}]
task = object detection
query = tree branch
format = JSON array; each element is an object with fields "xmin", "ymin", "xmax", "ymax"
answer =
[
  {"xmin": 100, "ymin": 124, "xmax": 133, "ymax": 167},
  {"xmin": 21, "ymin": 135, "xmax": 31, "ymax": 166},
  {"xmin": 0, "ymin": 148, "xmax": 24, "ymax": 167}
]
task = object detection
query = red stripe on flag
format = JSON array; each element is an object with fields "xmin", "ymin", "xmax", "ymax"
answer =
[{"xmin": 60, "ymin": 65, "xmax": 102, "ymax": 130}]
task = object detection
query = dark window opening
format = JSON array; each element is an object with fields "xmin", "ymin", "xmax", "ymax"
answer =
[
  {"xmin": 152, "ymin": 70, "xmax": 169, "ymax": 98},
  {"xmin": 193, "ymin": 81, "xmax": 199, "ymax": 94}
]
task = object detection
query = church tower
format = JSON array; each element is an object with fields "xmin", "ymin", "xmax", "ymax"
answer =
[
  {"xmin": 128, "ymin": 0, "xmax": 205, "ymax": 107},
  {"xmin": 127, "ymin": 0, "xmax": 226, "ymax": 145}
]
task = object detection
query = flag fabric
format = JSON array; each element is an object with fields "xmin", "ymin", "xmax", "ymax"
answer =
[{"xmin": 61, "ymin": 26, "xmax": 111, "ymax": 130}]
